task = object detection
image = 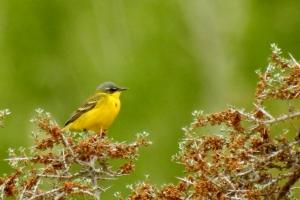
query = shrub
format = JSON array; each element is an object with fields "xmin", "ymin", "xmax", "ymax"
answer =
[
  {"xmin": 0, "ymin": 109, "xmax": 150, "ymax": 199},
  {"xmin": 125, "ymin": 44, "xmax": 300, "ymax": 200}
]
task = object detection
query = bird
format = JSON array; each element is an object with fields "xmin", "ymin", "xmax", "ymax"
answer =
[{"xmin": 63, "ymin": 82, "xmax": 127, "ymax": 134}]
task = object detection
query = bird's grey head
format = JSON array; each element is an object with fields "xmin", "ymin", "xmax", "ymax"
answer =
[{"xmin": 96, "ymin": 82, "xmax": 127, "ymax": 93}]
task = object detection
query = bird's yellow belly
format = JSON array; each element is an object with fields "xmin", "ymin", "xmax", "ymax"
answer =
[{"xmin": 68, "ymin": 97, "xmax": 120, "ymax": 132}]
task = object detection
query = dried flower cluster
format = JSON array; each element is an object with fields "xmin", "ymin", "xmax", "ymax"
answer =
[
  {"xmin": 125, "ymin": 44, "xmax": 300, "ymax": 200},
  {"xmin": 0, "ymin": 109, "xmax": 150, "ymax": 199}
]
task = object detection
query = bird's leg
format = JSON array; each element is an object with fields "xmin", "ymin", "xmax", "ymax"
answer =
[{"xmin": 98, "ymin": 128, "xmax": 106, "ymax": 138}]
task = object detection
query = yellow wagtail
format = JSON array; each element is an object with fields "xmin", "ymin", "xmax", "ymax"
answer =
[{"xmin": 63, "ymin": 82, "xmax": 127, "ymax": 133}]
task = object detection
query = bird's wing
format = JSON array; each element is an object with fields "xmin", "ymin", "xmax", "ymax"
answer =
[{"xmin": 64, "ymin": 93, "xmax": 104, "ymax": 127}]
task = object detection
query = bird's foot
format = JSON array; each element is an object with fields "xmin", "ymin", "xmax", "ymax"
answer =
[{"xmin": 97, "ymin": 129, "xmax": 106, "ymax": 139}]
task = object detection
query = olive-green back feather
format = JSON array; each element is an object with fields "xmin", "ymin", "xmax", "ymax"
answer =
[{"xmin": 64, "ymin": 93, "xmax": 104, "ymax": 127}]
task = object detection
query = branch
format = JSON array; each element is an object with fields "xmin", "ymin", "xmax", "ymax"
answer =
[
  {"xmin": 277, "ymin": 165, "xmax": 300, "ymax": 200},
  {"xmin": 263, "ymin": 111, "xmax": 300, "ymax": 125}
]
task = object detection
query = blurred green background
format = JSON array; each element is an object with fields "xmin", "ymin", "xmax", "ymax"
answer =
[{"xmin": 1, "ymin": 0, "xmax": 300, "ymax": 198}]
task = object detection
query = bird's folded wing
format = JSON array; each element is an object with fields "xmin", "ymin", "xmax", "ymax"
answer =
[{"xmin": 64, "ymin": 93, "xmax": 104, "ymax": 126}]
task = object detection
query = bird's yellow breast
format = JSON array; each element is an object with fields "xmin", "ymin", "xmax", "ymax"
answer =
[{"xmin": 67, "ymin": 92, "xmax": 121, "ymax": 133}]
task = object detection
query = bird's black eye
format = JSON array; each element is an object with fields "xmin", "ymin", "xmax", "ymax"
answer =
[{"xmin": 106, "ymin": 87, "xmax": 118, "ymax": 93}]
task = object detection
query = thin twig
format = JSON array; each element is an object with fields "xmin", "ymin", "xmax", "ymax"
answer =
[
  {"xmin": 264, "ymin": 111, "xmax": 300, "ymax": 125},
  {"xmin": 253, "ymin": 103, "xmax": 275, "ymax": 120},
  {"xmin": 277, "ymin": 165, "xmax": 300, "ymax": 200},
  {"xmin": 29, "ymin": 187, "xmax": 62, "ymax": 200}
]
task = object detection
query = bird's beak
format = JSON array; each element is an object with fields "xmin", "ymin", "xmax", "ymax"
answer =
[{"xmin": 118, "ymin": 87, "xmax": 128, "ymax": 91}]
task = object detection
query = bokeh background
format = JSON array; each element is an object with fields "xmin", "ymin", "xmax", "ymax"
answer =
[{"xmin": 1, "ymin": 0, "xmax": 300, "ymax": 198}]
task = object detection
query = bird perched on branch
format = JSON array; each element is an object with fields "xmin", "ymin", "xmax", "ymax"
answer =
[{"xmin": 63, "ymin": 82, "xmax": 127, "ymax": 134}]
